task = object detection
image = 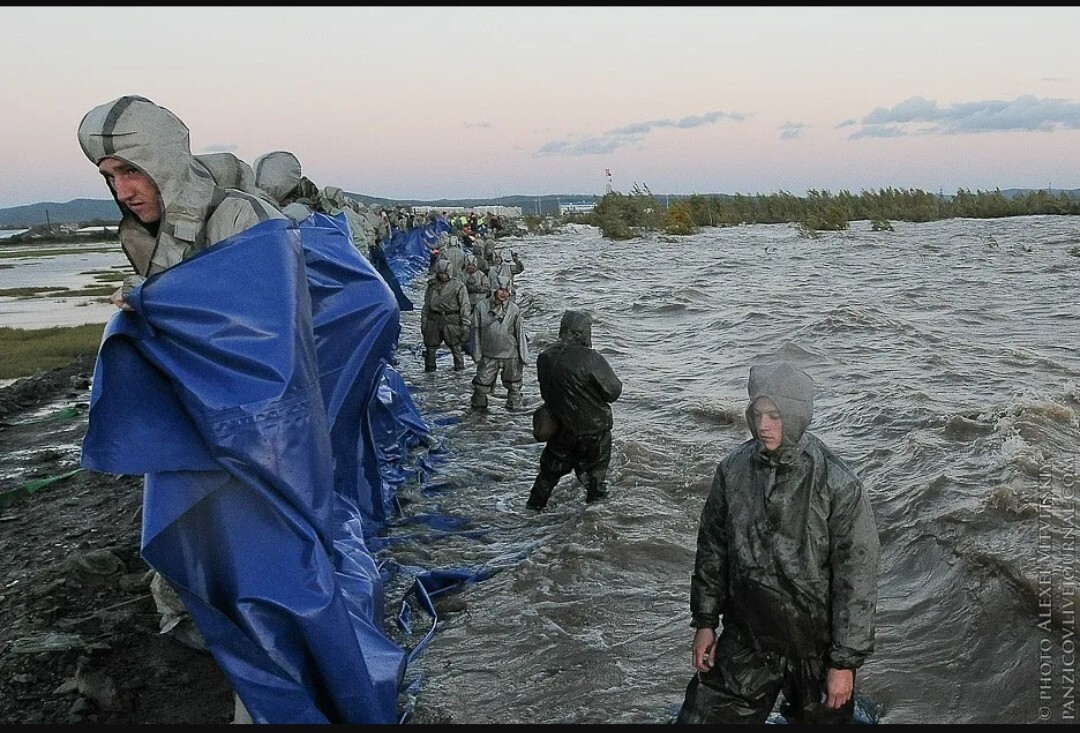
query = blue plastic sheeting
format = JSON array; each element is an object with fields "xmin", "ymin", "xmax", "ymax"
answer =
[
  {"xmin": 396, "ymin": 566, "xmax": 500, "ymax": 662},
  {"xmin": 299, "ymin": 212, "xmax": 403, "ymax": 528},
  {"xmin": 381, "ymin": 218, "xmax": 449, "ymax": 286},
  {"xmin": 368, "ymin": 239, "xmax": 414, "ymax": 312},
  {"xmin": 369, "ymin": 364, "xmax": 434, "ymax": 498},
  {"xmin": 80, "ymin": 218, "xmax": 407, "ymax": 724}
]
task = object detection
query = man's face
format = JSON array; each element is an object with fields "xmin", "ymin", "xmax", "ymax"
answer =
[
  {"xmin": 98, "ymin": 157, "xmax": 161, "ymax": 224},
  {"xmin": 750, "ymin": 396, "xmax": 784, "ymax": 452},
  {"xmin": 494, "ymin": 287, "xmax": 510, "ymax": 302}
]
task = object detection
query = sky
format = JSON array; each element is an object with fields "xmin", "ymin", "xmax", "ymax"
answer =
[{"xmin": 4, "ymin": 6, "xmax": 1080, "ymax": 209}]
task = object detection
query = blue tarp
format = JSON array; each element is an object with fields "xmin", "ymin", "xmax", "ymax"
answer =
[
  {"xmin": 81, "ymin": 217, "xmax": 409, "ymax": 723},
  {"xmin": 300, "ymin": 212, "xmax": 405, "ymax": 528},
  {"xmin": 368, "ymin": 238, "xmax": 414, "ymax": 312},
  {"xmin": 381, "ymin": 218, "xmax": 449, "ymax": 286},
  {"xmin": 79, "ymin": 211, "xmax": 520, "ymax": 724}
]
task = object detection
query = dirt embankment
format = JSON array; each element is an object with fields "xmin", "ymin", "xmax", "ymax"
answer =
[{"xmin": 0, "ymin": 357, "xmax": 233, "ymax": 724}]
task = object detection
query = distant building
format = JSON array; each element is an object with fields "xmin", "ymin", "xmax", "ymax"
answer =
[
  {"xmin": 559, "ymin": 201, "xmax": 595, "ymax": 215},
  {"xmin": 411, "ymin": 205, "xmax": 522, "ymax": 218},
  {"xmin": 75, "ymin": 225, "xmax": 119, "ymax": 236}
]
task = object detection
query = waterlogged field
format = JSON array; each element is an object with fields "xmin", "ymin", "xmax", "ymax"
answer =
[{"xmin": 0, "ymin": 240, "xmax": 128, "ymax": 329}]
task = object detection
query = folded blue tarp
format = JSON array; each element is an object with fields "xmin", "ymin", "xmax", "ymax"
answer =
[
  {"xmin": 81, "ymin": 218, "xmax": 406, "ymax": 723},
  {"xmin": 300, "ymin": 212, "xmax": 404, "ymax": 529},
  {"xmin": 382, "ymin": 218, "xmax": 449, "ymax": 286},
  {"xmin": 368, "ymin": 238, "xmax": 414, "ymax": 312}
]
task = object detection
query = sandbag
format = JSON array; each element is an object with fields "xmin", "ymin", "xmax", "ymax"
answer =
[{"xmin": 532, "ymin": 402, "xmax": 558, "ymax": 442}]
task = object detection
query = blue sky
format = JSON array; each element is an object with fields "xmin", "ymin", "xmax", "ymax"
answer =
[{"xmin": 3, "ymin": 6, "xmax": 1080, "ymax": 208}]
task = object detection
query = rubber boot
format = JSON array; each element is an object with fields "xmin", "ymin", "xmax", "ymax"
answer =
[
  {"xmin": 424, "ymin": 346, "xmax": 437, "ymax": 372},
  {"xmin": 505, "ymin": 382, "xmax": 523, "ymax": 411},
  {"xmin": 450, "ymin": 344, "xmax": 465, "ymax": 371},
  {"xmin": 527, "ymin": 475, "xmax": 557, "ymax": 510},
  {"xmin": 584, "ymin": 474, "xmax": 608, "ymax": 504},
  {"xmin": 470, "ymin": 389, "xmax": 488, "ymax": 409}
]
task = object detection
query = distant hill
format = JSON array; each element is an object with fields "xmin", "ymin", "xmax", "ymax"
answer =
[
  {"xmin": 0, "ymin": 199, "xmax": 123, "ymax": 228},
  {"xmin": 2, "ymin": 188, "xmax": 1078, "ymax": 228},
  {"xmin": 0, "ymin": 193, "xmax": 604, "ymax": 227}
]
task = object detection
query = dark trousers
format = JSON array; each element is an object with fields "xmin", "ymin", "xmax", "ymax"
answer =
[
  {"xmin": 676, "ymin": 631, "xmax": 855, "ymax": 724},
  {"xmin": 527, "ymin": 429, "xmax": 612, "ymax": 508}
]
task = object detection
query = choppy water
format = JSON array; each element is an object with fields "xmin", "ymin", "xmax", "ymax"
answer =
[
  {"xmin": 7, "ymin": 219, "xmax": 1077, "ymax": 724},
  {"xmin": 389, "ymin": 217, "xmax": 1079, "ymax": 724}
]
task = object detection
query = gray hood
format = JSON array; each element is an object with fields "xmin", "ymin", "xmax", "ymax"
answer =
[
  {"xmin": 491, "ymin": 269, "xmax": 514, "ymax": 292},
  {"xmin": 746, "ymin": 361, "xmax": 814, "ymax": 445},
  {"xmin": 252, "ymin": 150, "xmax": 302, "ymax": 205},
  {"xmin": 77, "ymin": 94, "xmax": 220, "ymax": 275},
  {"xmin": 434, "ymin": 256, "xmax": 453, "ymax": 278},
  {"xmin": 559, "ymin": 310, "xmax": 593, "ymax": 348},
  {"xmin": 195, "ymin": 152, "xmax": 256, "ymax": 192}
]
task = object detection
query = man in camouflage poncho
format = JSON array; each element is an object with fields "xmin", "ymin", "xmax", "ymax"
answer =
[{"xmin": 676, "ymin": 362, "xmax": 880, "ymax": 724}]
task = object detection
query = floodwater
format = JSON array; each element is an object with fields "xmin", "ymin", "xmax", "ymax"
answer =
[
  {"xmin": 0, "ymin": 241, "xmax": 127, "ymax": 329},
  {"xmin": 11, "ymin": 219, "xmax": 1079, "ymax": 724},
  {"xmin": 386, "ymin": 217, "xmax": 1079, "ymax": 724}
]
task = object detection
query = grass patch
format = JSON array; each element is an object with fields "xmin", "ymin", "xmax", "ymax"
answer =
[
  {"xmin": 0, "ymin": 285, "xmax": 116, "ymax": 298},
  {"xmin": 0, "ymin": 246, "xmax": 116, "ymax": 260},
  {"xmin": 86, "ymin": 270, "xmax": 126, "ymax": 283},
  {"xmin": 72, "ymin": 286, "xmax": 118, "ymax": 297},
  {"xmin": 0, "ymin": 324, "xmax": 104, "ymax": 379},
  {"xmin": 0, "ymin": 287, "xmax": 71, "ymax": 297}
]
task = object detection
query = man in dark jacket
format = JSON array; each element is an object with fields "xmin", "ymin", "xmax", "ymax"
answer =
[
  {"xmin": 676, "ymin": 361, "xmax": 880, "ymax": 724},
  {"xmin": 526, "ymin": 310, "xmax": 622, "ymax": 509}
]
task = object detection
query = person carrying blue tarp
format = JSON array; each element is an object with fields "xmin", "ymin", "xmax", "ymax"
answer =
[
  {"xmin": 250, "ymin": 150, "xmax": 414, "ymax": 312},
  {"xmin": 77, "ymin": 94, "xmax": 407, "ymax": 724}
]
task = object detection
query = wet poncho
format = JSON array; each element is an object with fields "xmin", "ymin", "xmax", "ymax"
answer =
[
  {"xmin": 421, "ymin": 257, "xmax": 471, "ymax": 347},
  {"xmin": 689, "ymin": 362, "xmax": 880, "ymax": 669},
  {"xmin": 472, "ymin": 270, "xmax": 528, "ymax": 362},
  {"xmin": 535, "ymin": 310, "xmax": 622, "ymax": 436},
  {"xmin": 252, "ymin": 149, "xmax": 320, "ymax": 221},
  {"xmin": 194, "ymin": 152, "xmax": 263, "ymax": 198},
  {"xmin": 462, "ymin": 253, "xmax": 490, "ymax": 308}
]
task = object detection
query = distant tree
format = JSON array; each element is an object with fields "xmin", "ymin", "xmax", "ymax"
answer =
[{"xmin": 661, "ymin": 202, "xmax": 697, "ymax": 235}]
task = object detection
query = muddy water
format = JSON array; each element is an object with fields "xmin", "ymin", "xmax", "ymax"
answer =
[{"xmin": 387, "ymin": 217, "xmax": 1079, "ymax": 724}]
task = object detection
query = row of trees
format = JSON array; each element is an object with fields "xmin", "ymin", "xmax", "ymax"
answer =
[{"xmin": 577, "ymin": 185, "xmax": 1080, "ymax": 240}]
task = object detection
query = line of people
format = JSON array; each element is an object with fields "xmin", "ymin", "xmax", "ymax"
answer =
[
  {"xmin": 418, "ymin": 229, "xmax": 625, "ymax": 512},
  {"xmin": 416, "ymin": 240, "xmax": 881, "ymax": 724},
  {"xmin": 76, "ymin": 93, "xmax": 881, "ymax": 726},
  {"xmin": 419, "ymin": 230, "xmax": 523, "ymax": 387}
]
